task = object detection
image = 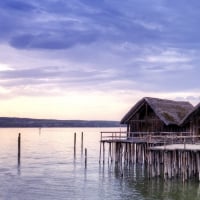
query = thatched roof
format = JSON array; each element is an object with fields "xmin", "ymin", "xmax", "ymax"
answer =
[
  {"xmin": 181, "ymin": 102, "xmax": 200, "ymax": 125},
  {"xmin": 121, "ymin": 97, "xmax": 194, "ymax": 126}
]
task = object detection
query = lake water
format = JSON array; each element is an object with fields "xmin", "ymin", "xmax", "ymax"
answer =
[{"xmin": 0, "ymin": 127, "xmax": 200, "ymax": 200}]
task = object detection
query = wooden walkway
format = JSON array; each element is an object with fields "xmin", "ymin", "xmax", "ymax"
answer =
[{"xmin": 99, "ymin": 131, "xmax": 200, "ymax": 181}]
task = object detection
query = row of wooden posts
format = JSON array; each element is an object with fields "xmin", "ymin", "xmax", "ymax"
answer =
[
  {"xmin": 16, "ymin": 130, "xmax": 200, "ymax": 183},
  {"xmin": 99, "ymin": 140, "xmax": 200, "ymax": 182},
  {"xmin": 148, "ymin": 149, "xmax": 200, "ymax": 182},
  {"xmin": 73, "ymin": 132, "xmax": 87, "ymax": 166},
  {"xmin": 99, "ymin": 142, "xmax": 147, "ymax": 166},
  {"xmin": 17, "ymin": 132, "xmax": 88, "ymax": 168},
  {"xmin": 17, "ymin": 131, "xmax": 200, "ymax": 181}
]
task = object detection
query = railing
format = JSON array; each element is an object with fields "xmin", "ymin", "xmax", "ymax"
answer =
[
  {"xmin": 100, "ymin": 131, "xmax": 127, "ymax": 141},
  {"xmin": 100, "ymin": 131, "xmax": 200, "ymax": 145}
]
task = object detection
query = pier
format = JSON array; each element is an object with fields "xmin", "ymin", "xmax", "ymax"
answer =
[
  {"xmin": 99, "ymin": 97, "xmax": 200, "ymax": 182},
  {"xmin": 99, "ymin": 131, "xmax": 200, "ymax": 182}
]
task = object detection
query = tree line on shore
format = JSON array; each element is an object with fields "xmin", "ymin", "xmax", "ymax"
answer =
[{"xmin": 0, "ymin": 117, "xmax": 121, "ymax": 128}]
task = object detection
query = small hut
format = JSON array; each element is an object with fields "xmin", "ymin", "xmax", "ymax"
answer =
[{"xmin": 120, "ymin": 97, "xmax": 194, "ymax": 135}]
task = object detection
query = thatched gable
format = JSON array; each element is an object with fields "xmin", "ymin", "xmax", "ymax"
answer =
[
  {"xmin": 181, "ymin": 102, "xmax": 200, "ymax": 125},
  {"xmin": 121, "ymin": 97, "xmax": 194, "ymax": 126}
]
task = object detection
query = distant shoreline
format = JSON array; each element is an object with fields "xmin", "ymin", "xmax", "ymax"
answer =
[{"xmin": 0, "ymin": 117, "xmax": 123, "ymax": 128}]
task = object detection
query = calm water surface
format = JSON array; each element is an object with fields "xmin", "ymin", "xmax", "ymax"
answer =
[{"xmin": 0, "ymin": 128, "xmax": 199, "ymax": 200}]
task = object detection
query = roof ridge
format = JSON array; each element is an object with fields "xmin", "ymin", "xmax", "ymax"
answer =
[{"xmin": 144, "ymin": 96, "xmax": 192, "ymax": 104}]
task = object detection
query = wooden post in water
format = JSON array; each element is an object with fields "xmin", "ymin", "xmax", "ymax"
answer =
[
  {"xmin": 85, "ymin": 148, "xmax": 87, "ymax": 168},
  {"xmin": 74, "ymin": 132, "xmax": 76, "ymax": 158},
  {"xmin": 99, "ymin": 132, "xmax": 102, "ymax": 164},
  {"xmin": 184, "ymin": 138, "xmax": 186, "ymax": 150},
  {"xmin": 18, "ymin": 133, "xmax": 21, "ymax": 165},
  {"xmin": 108, "ymin": 142, "xmax": 111, "ymax": 164},
  {"xmin": 81, "ymin": 132, "xmax": 84, "ymax": 155},
  {"xmin": 103, "ymin": 142, "xmax": 105, "ymax": 164}
]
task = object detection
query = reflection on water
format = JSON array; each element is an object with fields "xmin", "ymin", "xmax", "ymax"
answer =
[
  {"xmin": 0, "ymin": 128, "xmax": 199, "ymax": 200},
  {"xmin": 113, "ymin": 164, "xmax": 200, "ymax": 200}
]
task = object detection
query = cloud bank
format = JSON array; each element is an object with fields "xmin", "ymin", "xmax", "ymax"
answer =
[{"xmin": 0, "ymin": 0, "xmax": 200, "ymax": 119}]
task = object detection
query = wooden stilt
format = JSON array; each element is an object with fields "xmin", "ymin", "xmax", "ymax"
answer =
[
  {"xmin": 103, "ymin": 142, "xmax": 105, "ymax": 164},
  {"xmin": 81, "ymin": 132, "xmax": 84, "ymax": 155},
  {"xmin": 85, "ymin": 148, "xmax": 87, "ymax": 168},
  {"xmin": 99, "ymin": 132, "xmax": 102, "ymax": 164},
  {"xmin": 74, "ymin": 132, "xmax": 76, "ymax": 158},
  {"xmin": 18, "ymin": 133, "xmax": 21, "ymax": 166}
]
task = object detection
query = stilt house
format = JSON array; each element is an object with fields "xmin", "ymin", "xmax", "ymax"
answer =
[
  {"xmin": 100, "ymin": 97, "xmax": 200, "ymax": 182},
  {"xmin": 120, "ymin": 97, "xmax": 194, "ymax": 135}
]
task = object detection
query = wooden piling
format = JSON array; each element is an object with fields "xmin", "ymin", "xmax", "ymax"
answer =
[
  {"xmin": 74, "ymin": 132, "xmax": 76, "ymax": 158},
  {"xmin": 18, "ymin": 133, "xmax": 21, "ymax": 165},
  {"xmin": 103, "ymin": 142, "xmax": 105, "ymax": 164},
  {"xmin": 108, "ymin": 142, "xmax": 111, "ymax": 164},
  {"xmin": 99, "ymin": 132, "xmax": 102, "ymax": 164},
  {"xmin": 85, "ymin": 148, "xmax": 87, "ymax": 167},
  {"xmin": 81, "ymin": 132, "xmax": 84, "ymax": 155}
]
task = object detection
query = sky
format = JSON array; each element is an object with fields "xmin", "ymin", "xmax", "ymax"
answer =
[{"xmin": 0, "ymin": 0, "xmax": 200, "ymax": 120}]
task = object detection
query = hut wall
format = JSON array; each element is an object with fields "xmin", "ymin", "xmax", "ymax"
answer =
[
  {"xmin": 188, "ymin": 115, "xmax": 200, "ymax": 135},
  {"xmin": 128, "ymin": 103, "xmax": 164, "ymax": 133}
]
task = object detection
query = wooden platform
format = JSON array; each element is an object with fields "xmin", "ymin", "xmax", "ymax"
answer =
[
  {"xmin": 99, "ymin": 131, "xmax": 200, "ymax": 182},
  {"xmin": 150, "ymin": 144, "xmax": 200, "ymax": 151}
]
